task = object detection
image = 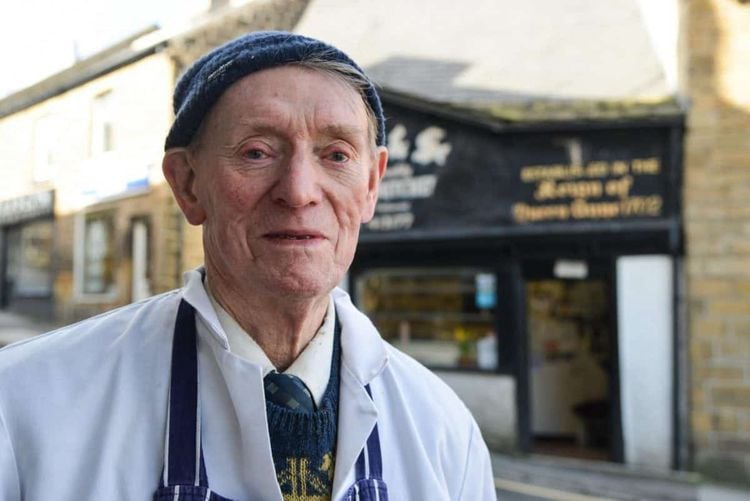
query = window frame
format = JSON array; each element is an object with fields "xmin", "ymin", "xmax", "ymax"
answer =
[{"xmin": 74, "ymin": 210, "xmax": 118, "ymax": 302}]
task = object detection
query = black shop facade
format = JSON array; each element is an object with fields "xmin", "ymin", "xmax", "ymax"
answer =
[{"xmin": 349, "ymin": 94, "xmax": 685, "ymax": 470}]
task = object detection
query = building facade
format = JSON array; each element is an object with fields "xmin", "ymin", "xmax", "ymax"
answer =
[
  {"xmin": 683, "ymin": 0, "xmax": 750, "ymax": 483},
  {"xmin": 0, "ymin": 35, "xmax": 177, "ymax": 323}
]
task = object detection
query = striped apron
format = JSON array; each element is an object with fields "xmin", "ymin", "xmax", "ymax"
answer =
[{"xmin": 154, "ymin": 299, "xmax": 389, "ymax": 500}]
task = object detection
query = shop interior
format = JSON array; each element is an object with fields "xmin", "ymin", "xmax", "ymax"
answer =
[
  {"xmin": 526, "ymin": 274, "xmax": 614, "ymax": 461},
  {"xmin": 356, "ymin": 267, "xmax": 499, "ymax": 371}
]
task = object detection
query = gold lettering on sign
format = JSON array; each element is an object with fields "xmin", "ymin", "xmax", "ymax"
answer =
[
  {"xmin": 513, "ymin": 157, "xmax": 663, "ymax": 224},
  {"xmin": 534, "ymin": 180, "xmax": 603, "ymax": 201}
]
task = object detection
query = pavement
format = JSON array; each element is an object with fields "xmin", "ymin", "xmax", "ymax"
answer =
[
  {"xmin": 0, "ymin": 309, "xmax": 57, "ymax": 347},
  {"xmin": 492, "ymin": 453, "xmax": 750, "ymax": 500},
  {"xmin": 0, "ymin": 310, "xmax": 749, "ymax": 500}
]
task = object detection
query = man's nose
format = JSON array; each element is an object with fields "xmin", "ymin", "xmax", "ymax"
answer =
[{"xmin": 271, "ymin": 150, "xmax": 323, "ymax": 208}]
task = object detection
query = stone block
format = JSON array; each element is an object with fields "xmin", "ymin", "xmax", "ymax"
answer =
[
  {"xmin": 715, "ymin": 410, "xmax": 740, "ymax": 433},
  {"xmin": 713, "ymin": 386, "xmax": 750, "ymax": 408},
  {"xmin": 732, "ymin": 321, "xmax": 750, "ymax": 337},
  {"xmin": 691, "ymin": 279, "xmax": 735, "ymax": 297},
  {"xmin": 718, "ymin": 438, "xmax": 750, "ymax": 454},
  {"xmin": 693, "ymin": 411, "xmax": 713, "ymax": 433},
  {"xmin": 691, "ymin": 339, "xmax": 715, "ymax": 360},
  {"xmin": 691, "ymin": 318, "xmax": 724, "ymax": 338},
  {"xmin": 709, "ymin": 299, "xmax": 750, "ymax": 315},
  {"xmin": 703, "ymin": 259, "xmax": 750, "ymax": 278},
  {"xmin": 704, "ymin": 366, "xmax": 745, "ymax": 381},
  {"xmin": 693, "ymin": 387, "xmax": 707, "ymax": 408}
]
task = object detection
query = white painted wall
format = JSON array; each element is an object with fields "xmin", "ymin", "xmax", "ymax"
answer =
[
  {"xmin": 435, "ymin": 372, "xmax": 517, "ymax": 450},
  {"xmin": 617, "ymin": 255, "xmax": 674, "ymax": 470},
  {"xmin": 636, "ymin": 0, "xmax": 680, "ymax": 95}
]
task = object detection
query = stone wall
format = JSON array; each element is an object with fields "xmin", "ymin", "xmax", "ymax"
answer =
[
  {"xmin": 683, "ymin": 0, "xmax": 750, "ymax": 483},
  {"xmin": 168, "ymin": 0, "xmax": 311, "ymax": 70}
]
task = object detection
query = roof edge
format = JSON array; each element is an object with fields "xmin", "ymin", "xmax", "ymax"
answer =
[
  {"xmin": 379, "ymin": 87, "xmax": 685, "ymax": 132},
  {"xmin": 0, "ymin": 25, "xmax": 164, "ymax": 119}
]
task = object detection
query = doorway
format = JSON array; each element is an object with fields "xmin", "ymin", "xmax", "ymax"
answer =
[{"xmin": 524, "ymin": 260, "xmax": 618, "ymax": 461}]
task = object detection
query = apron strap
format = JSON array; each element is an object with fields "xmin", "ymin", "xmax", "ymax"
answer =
[{"xmin": 163, "ymin": 299, "xmax": 209, "ymax": 488}]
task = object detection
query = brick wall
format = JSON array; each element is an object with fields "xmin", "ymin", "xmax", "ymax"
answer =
[{"xmin": 683, "ymin": 0, "xmax": 750, "ymax": 483}]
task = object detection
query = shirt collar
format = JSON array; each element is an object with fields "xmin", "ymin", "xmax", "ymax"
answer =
[{"xmin": 200, "ymin": 268, "xmax": 336, "ymax": 406}]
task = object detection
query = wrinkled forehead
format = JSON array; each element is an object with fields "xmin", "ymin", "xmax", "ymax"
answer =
[{"xmin": 191, "ymin": 65, "xmax": 377, "ymax": 150}]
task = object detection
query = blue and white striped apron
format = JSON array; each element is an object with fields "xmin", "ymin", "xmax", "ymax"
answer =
[{"xmin": 154, "ymin": 299, "xmax": 388, "ymax": 501}]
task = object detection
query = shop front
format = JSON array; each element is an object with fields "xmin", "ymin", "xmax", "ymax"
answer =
[
  {"xmin": 0, "ymin": 190, "xmax": 55, "ymax": 321},
  {"xmin": 350, "ymin": 96, "xmax": 683, "ymax": 469}
]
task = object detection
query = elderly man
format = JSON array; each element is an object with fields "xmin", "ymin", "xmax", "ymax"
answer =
[{"xmin": 0, "ymin": 32, "xmax": 495, "ymax": 500}]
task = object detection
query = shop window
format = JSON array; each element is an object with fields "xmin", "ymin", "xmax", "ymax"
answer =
[
  {"xmin": 90, "ymin": 90, "xmax": 114, "ymax": 156},
  {"xmin": 356, "ymin": 268, "xmax": 498, "ymax": 370},
  {"xmin": 5, "ymin": 220, "xmax": 54, "ymax": 298},
  {"xmin": 81, "ymin": 213, "xmax": 116, "ymax": 295}
]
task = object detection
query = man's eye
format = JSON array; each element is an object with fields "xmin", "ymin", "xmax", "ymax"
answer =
[
  {"xmin": 244, "ymin": 149, "xmax": 267, "ymax": 160},
  {"xmin": 328, "ymin": 151, "xmax": 349, "ymax": 163}
]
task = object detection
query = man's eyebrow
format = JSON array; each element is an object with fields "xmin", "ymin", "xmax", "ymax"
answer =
[
  {"xmin": 232, "ymin": 121, "xmax": 368, "ymax": 141},
  {"xmin": 234, "ymin": 120, "xmax": 282, "ymax": 135},
  {"xmin": 319, "ymin": 124, "xmax": 369, "ymax": 140}
]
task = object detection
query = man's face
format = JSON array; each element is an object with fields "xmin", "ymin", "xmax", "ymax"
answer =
[{"xmin": 166, "ymin": 65, "xmax": 387, "ymax": 300}]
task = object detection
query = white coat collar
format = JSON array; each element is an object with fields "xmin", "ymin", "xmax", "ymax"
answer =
[
  {"xmin": 182, "ymin": 268, "xmax": 391, "ymax": 385},
  {"xmin": 180, "ymin": 267, "xmax": 230, "ymax": 349},
  {"xmin": 332, "ymin": 287, "xmax": 389, "ymax": 386}
]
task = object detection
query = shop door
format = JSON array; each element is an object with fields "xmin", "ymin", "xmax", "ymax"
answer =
[{"xmin": 524, "ymin": 259, "xmax": 619, "ymax": 461}]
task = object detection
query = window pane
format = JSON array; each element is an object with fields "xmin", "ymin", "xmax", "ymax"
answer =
[
  {"xmin": 357, "ymin": 268, "xmax": 498, "ymax": 370},
  {"xmin": 6, "ymin": 221, "xmax": 54, "ymax": 297},
  {"xmin": 91, "ymin": 91, "xmax": 114, "ymax": 155},
  {"xmin": 83, "ymin": 214, "xmax": 115, "ymax": 294}
]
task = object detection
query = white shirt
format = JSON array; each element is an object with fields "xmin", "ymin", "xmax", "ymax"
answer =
[{"xmin": 204, "ymin": 279, "xmax": 335, "ymax": 405}]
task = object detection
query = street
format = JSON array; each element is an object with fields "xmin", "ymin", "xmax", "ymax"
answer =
[
  {"xmin": 491, "ymin": 454, "xmax": 750, "ymax": 501},
  {"xmin": 496, "ymin": 477, "xmax": 614, "ymax": 500}
]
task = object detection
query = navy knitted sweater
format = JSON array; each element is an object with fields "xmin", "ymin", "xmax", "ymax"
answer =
[{"xmin": 266, "ymin": 321, "xmax": 341, "ymax": 501}]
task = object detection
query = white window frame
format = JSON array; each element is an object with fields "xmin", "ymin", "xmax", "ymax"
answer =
[
  {"xmin": 74, "ymin": 211, "xmax": 119, "ymax": 302},
  {"xmin": 90, "ymin": 90, "xmax": 115, "ymax": 157}
]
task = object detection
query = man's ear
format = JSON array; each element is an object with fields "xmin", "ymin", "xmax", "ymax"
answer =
[
  {"xmin": 361, "ymin": 146, "xmax": 388, "ymax": 223},
  {"xmin": 162, "ymin": 148, "xmax": 207, "ymax": 225}
]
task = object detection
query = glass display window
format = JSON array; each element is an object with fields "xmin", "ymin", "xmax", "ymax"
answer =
[
  {"xmin": 5, "ymin": 220, "xmax": 54, "ymax": 298},
  {"xmin": 356, "ymin": 268, "xmax": 498, "ymax": 370},
  {"xmin": 82, "ymin": 212, "xmax": 116, "ymax": 295}
]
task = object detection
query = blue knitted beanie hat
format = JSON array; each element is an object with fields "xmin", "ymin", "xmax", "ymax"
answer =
[{"xmin": 165, "ymin": 31, "xmax": 386, "ymax": 150}]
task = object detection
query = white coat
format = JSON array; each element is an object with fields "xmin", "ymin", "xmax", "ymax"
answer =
[{"xmin": 0, "ymin": 270, "xmax": 496, "ymax": 500}]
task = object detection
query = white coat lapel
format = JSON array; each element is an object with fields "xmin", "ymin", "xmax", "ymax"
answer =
[
  {"xmin": 212, "ymin": 350, "xmax": 284, "ymax": 500},
  {"xmin": 331, "ymin": 288, "xmax": 389, "ymax": 500},
  {"xmin": 333, "ymin": 364, "xmax": 378, "ymax": 499},
  {"xmin": 184, "ymin": 270, "xmax": 282, "ymax": 500}
]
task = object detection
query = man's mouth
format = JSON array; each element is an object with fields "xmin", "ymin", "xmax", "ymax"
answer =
[
  {"xmin": 271, "ymin": 235, "xmax": 314, "ymax": 240},
  {"xmin": 264, "ymin": 231, "xmax": 324, "ymax": 241}
]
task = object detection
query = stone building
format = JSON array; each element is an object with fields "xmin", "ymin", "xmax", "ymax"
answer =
[
  {"xmin": 291, "ymin": 0, "xmax": 750, "ymax": 484},
  {"xmin": 682, "ymin": 0, "xmax": 750, "ymax": 483}
]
